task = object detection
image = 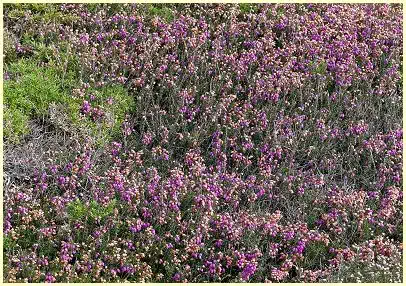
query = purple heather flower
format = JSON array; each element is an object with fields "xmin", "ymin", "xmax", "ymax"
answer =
[
  {"xmin": 173, "ymin": 273, "xmax": 181, "ymax": 281},
  {"xmin": 45, "ymin": 273, "xmax": 56, "ymax": 283},
  {"xmin": 81, "ymin": 101, "xmax": 91, "ymax": 114},
  {"xmin": 241, "ymin": 263, "xmax": 257, "ymax": 281}
]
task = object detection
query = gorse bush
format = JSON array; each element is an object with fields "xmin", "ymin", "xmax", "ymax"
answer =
[{"xmin": 3, "ymin": 3, "xmax": 403, "ymax": 283}]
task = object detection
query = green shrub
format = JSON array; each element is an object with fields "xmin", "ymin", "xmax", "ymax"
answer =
[
  {"xmin": 3, "ymin": 235, "xmax": 16, "ymax": 251},
  {"xmin": 89, "ymin": 199, "xmax": 116, "ymax": 220},
  {"xmin": 6, "ymin": 3, "xmax": 79, "ymax": 25},
  {"xmin": 4, "ymin": 59, "xmax": 69, "ymax": 115},
  {"xmin": 301, "ymin": 241, "xmax": 330, "ymax": 270},
  {"xmin": 239, "ymin": 4, "xmax": 260, "ymax": 14},
  {"xmin": 4, "ymin": 58, "xmax": 133, "ymax": 145},
  {"xmin": 67, "ymin": 84, "xmax": 135, "ymax": 146},
  {"xmin": 147, "ymin": 4, "xmax": 175, "ymax": 22},
  {"xmin": 4, "ymin": 59, "xmax": 70, "ymax": 143},
  {"xmin": 4, "ymin": 107, "xmax": 30, "ymax": 144},
  {"xmin": 67, "ymin": 199, "xmax": 117, "ymax": 221},
  {"xmin": 66, "ymin": 199, "xmax": 87, "ymax": 221}
]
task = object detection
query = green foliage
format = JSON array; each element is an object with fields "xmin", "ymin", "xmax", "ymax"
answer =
[
  {"xmin": 4, "ymin": 107, "xmax": 30, "ymax": 144},
  {"xmin": 5, "ymin": 59, "xmax": 69, "ymax": 115},
  {"xmin": 67, "ymin": 199, "xmax": 116, "ymax": 222},
  {"xmin": 69, "ymin": 84, "xmax": 135, "ymax": 146},
  {"xmin": 17, "ymin": 228, "xmax": 37, "ymax": 249},
  {"xmin": 277, "ymin": 6, "xmax": 285, "ymax": 16},
  {"xmin": 89, "ymin": 199, "xmax": 116, "ymax": 220},
  {"xmin": 306, "ymin": 211, "xmax": 320, "ymax": 229},
  {"xmin": 66, "ymin": 199, "xmax": 87, "ymax": 221},
  {"xmin": 5, "ymin": 8, "xmax": 25, "ymax": 20},
  {"xmin": 360, "ymin": 220, "xmax": 374, "ymax": 241},
  {"xmin": 3, "ymin": 235, "xmax": 16, "ymax": 250},
  {"xmin": 311, "ymin": 60, "xmax": 328, "ymax": 75},
  {"xmin": 4, "ymin": 57, "xmax": 133, "ymax": 145},
  {"xmin": 86, "ymin": 3, "xmax": 125, "ymax": 16},
  {"xmin": 11, "ymin": 3, "xmax": 54, "ymax": 13},
  {"xmin": 38, "ymin": 240, "xmax": 58, "ymax": 259},
  {"xmin": 147, "ymin": 4, "xmax": 175, "ymax": 22},
  {"xmin": 32, "ymin": 11, "xmax": 79, "ymax": 25},
  {"xmin": 239, "ymin": 4, "xmax": 260, "ymax": 14},
  {"xmin": 302, "ymin": 241, "xmax": 330, "ymax": 270},
  {"xmin": 3, "ymin": 59, "xmax": 73, "ymax": 142},
  {"xmin": 6, "ymin": 3, "xmax": 79, "ymax": 25}
]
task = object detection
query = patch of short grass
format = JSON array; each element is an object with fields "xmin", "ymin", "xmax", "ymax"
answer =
[{"xmin": 4, "ymin": 58, "xmax": 134, "ymax": 145}]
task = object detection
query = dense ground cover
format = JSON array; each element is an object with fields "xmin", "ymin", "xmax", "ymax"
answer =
[{"xmin": 3, "ymin": 3, "xmax": 403, "ymax": 282}]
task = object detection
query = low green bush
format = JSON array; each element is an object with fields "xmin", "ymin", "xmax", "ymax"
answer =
[{"xmin": 4, "ymin": 58, "xmax": 134, "ymax": 145}]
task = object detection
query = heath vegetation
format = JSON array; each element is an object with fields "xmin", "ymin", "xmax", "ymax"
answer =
[{"xmin": 3, "ymin": 3, "xmax": 403, "ymax": 282}]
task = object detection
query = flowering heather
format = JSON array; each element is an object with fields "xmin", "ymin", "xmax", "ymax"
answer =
[{"xmin": 3, "ymin": 3, "xmax": 403, "ymax": 282}]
